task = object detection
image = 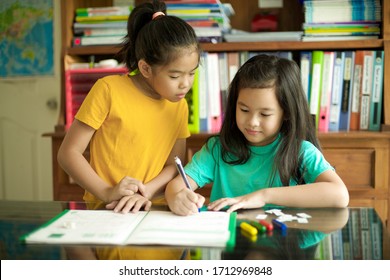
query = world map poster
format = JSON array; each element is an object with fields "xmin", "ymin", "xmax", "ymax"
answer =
[{"xmin": 0, "ymin": 0, "xmax": 54, "ymax": 78}]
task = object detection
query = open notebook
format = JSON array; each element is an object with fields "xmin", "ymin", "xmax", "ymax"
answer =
[{"xmin": 21, "ymin": 210, "xmax": 236, "ymax": 248}]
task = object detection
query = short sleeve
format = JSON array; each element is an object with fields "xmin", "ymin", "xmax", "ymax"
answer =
[
  {"xmin": 300, "ymin": 141, "xmax": 334, "ymax": 183},
  {"xmin": 75, "ymin": 78, "xmax": 111, "ymax": 130}
]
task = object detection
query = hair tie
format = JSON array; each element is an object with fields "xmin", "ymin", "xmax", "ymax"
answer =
[{"xmin": 152, "ymin": 11, "xmax": 165, "ymax": 20}]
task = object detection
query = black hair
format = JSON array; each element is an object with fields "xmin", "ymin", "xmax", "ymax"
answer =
[
  {"xmin": 117, "ymin": 0, "xmax": 201, "ymax": 71},
  {"xmin": 218, "ymin": 54, "xmax": 320, "ymax": 186}
]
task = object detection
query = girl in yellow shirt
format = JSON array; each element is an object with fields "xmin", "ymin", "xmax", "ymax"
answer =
[{"xmin": 58, "ymin": 0, "xmax": 200, "ymax": 259}]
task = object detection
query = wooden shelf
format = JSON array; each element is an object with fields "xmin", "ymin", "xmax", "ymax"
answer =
[
  {"xmin": 66, "ymin": 39, "xmax": 384, "ymax": 56},
  {"xmin": 46, "ymin": 0, "xmax": 390, "ymax": 228}
]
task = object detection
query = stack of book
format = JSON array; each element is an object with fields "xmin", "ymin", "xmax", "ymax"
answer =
[
  {"xmin": 73, "ymin": 6, "xmax": 132, "ymax": 46},
  {"xmin": 165, "ymin": 0, "xmax": 233, "ymax": 43},
  {"xmin": 301, "ymin": 0, "xmax": 381, "ymax": 42}
]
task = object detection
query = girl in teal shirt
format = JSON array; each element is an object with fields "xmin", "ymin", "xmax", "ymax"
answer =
[{"xmin": 166, "ymin": 54, "xmax": 349, "ymax": 215}]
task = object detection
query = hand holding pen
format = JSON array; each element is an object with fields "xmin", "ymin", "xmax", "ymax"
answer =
[{"xmin": 174, "ymin": 156, "xmax": 203, "ymax": 213}]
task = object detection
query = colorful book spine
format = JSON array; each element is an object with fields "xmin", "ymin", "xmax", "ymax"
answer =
[
  {"xmin": 218, "ymin": 52, "xmax": 229, "ymax": 118},
  {"xmin": 339, "ymin": 51, "xmax": 355, "ymax": 131},
  {"xmin": 206, "ymin": 52, "xmax": 222, "ymax": 133},
  {"xmin": 359, "ymin": 50, "xmax": 375, "ymax": 130},
  {"xmin": 300, "ymin": 51, "xmax": 312, "ymax": 103},
  {"xmin": 198, "ymin": 53, "xmax": 209, "ymax": 132},
  {"xmin": 227, "ymin": 52, "xmax": 239, "ymax": 83},
  {"xmin": 350, "ymin": 50, "xmax": 364, "ymax": 130},
  {"xmin": 309, "ymin": 51, "xmax": 324, "ymax": 129},
  {"xmin": 328, "ymin": 51, "xmax": 345, "ymax": 132},
  {"xmin": 368, "ymin": 50, "xmax": 384, "ymax": 131},
  {"xmin": 73, "ymin": 35, "xmax": 124, "ymax": 46},
  {"xmin": 318, "ymin": 51, "xmax": 335, "ymax": 132},
  {"xmin": 187, "ymin": 70, "xmax": 200, "ymax": 134}
]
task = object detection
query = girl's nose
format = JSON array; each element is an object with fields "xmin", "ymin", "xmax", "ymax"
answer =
[{"xmin": 249, "ymin": 115, "xmax": 260, "ymax": 127}]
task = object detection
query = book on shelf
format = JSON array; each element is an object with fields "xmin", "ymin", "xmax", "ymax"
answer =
[
  {"xmin": 300, "ymin": 51, "xmax": 312, "ymax": 102},
  {"xmin": 227, "ymin": 51, "xmax": 239, "ymax": 83},
  {"xmin": 205, "ymin": 52, "xmax": 222, "ymax": 133},
  {"xmin": 350, "ymin": 50, "xmax": 365, "ymax": 131},
  {"xmin": 73, "ymin": 35, "xmax": 125, "ymax": 46},
  {"xmin": 303, "ymin": 0, "xmax": 382, "ymax": 24},
  {"xmin": 74, "ymin": 28, "xmax": 127, "ymax": 37},
  {"xmin": 224, "ymin": 31, "xmax": 303, "ymax": 42},
  {"xmin": 198, "ymin": 53, "xmax": 209, "ymax": 132},
  {"xmin": 359, "ymin": 50, "xmax": 375, "ymax": 130},
  {"xmin": 339, "ymin": 51, "xmax": 355, "ymax": 131},
  {"xmin": 21, "ymin": 209, "xmax": 237, "ymax": 248},
  {"xmin": 218, "ymin": 52, "xmax": 229, "ymax": 117},
  {"xmin": 75, "ymin": 14, "xmax": 129, "ymax": 22},
  {"xmin": 73, "ymin": 21, "xmax": 128, "ymax": 29},
  {"xmin": 369, "ymin": 50, "xmax": 384, "ymax": 131},
  {"xmin": 302, "ymin": 35, "xmax": 379, "ymax": 42},
  {"xmin": 318, "ymin": 51, "xmax": 335, "ymax": 133},
  {"xmin": 187, "ymin": 70, "xmax": 200, "ymax": 134},
  {"xmin": 75, "ymin": 6, "xmax": 132, "ymax": 17},
  {"xmin": 309, "ymin": 51, "xmax": 324, "ymax": 129},
  {"xmin": 328, "ymin": 51, "xmax": 345, "ymax": 132}
]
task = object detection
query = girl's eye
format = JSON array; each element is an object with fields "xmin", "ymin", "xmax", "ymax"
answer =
[
  {"xmin": 261, "ymin": 114, "xmax": 271, "ymax": 117},
  {"xmin": 240, "ymin": 108, "xmax": 249, "ymax": 112},
  {"xmin": 170, "ymin": 76, "xmax": 179, "ymax": 79}
]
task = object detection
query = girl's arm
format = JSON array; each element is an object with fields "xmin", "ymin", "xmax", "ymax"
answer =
[
  {"xmin": 57, "ymin": 120, "xmax": 138, "ymax": 203},
  {"xmin": 208, "ymin": 169, "xmax": 349, "ymax": 213}
]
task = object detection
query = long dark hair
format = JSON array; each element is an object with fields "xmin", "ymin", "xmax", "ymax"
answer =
[
  {"xmin": 117, "ymin": 0, "xmax": 200, "ymax": 71},
  {"xmin": 218, "ymin": 54, "xmax": 320, "ymax": 186}
]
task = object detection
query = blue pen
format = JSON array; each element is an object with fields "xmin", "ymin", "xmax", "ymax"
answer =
[{"xmin": 272, "ymin": 219, "xmax": 287, "ymax": 232}]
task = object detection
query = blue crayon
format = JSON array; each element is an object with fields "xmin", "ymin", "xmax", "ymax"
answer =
[{"xmin": 272, "ymin": 219, "xmax": 287, "ymax": 232}]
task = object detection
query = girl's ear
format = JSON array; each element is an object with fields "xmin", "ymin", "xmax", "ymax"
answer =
[{"xmin": 138, "ymin": 59, "xmax": 152, "ymax": 78}]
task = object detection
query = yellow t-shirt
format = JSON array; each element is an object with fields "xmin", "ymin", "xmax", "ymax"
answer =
[
  {"xmin": 76, "ymin": 74, "xmax": 190, "ymax": 205},
  {"xmin": 75, "ymin": 74, "xmax": 190, "ymax": 260}
]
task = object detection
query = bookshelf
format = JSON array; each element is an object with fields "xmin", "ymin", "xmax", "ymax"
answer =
[{"xmin": 45, "ymin": 0, "xmax": 390, "ymax": 228}]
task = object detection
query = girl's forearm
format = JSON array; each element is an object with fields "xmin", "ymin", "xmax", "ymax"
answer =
[
  {"xmin": 262, "ymin": 182, "xmax": 349, "ymax": 208},
  {"xmin": 58, "ymin": 149, "xmax": 112, "ymax": 202},
  {"xmin": 144, "ymin": 164, "xmax": 178, "ymax": 199}
]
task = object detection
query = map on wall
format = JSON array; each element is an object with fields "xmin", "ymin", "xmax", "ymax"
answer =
[{"xmin": 0, "ymin": 0, "xmax": 54, "ymax": 78}]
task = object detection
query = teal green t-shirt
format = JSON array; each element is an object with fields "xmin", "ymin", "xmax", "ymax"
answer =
[{"xmin": 184, "ymin": 135, "xmax": 333, "ymax": 203}]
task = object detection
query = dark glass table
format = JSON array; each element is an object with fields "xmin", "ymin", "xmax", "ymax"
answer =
[{"xmin": 0, "ymin": 200, "xmax": 389, "ymax": 260}]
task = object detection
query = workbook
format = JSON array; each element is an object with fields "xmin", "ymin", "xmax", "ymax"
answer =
[{"xmin": 22, "ymin": 210, "xmax": 236, "ymax": 248}]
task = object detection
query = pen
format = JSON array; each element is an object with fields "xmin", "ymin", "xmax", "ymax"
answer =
[{"xmin": 174, "ymin": 156, "xmax": 192, "ymax": 191}]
